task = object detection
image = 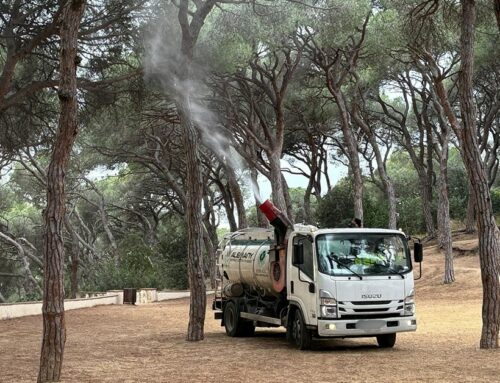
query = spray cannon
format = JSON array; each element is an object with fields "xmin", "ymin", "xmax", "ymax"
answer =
[{"xmin": 258, "ymin": 199, "xmax": 293, "ymax": 246}]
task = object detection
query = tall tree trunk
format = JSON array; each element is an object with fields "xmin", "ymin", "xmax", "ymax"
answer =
[
  {"xmin": 175, "ymin": 0, "xmax": 221, "ymax": 342},
  {"xmin": 219, "ymin": 182, "xmax": 237, "ymax": 232},
  {"xmin": 426, "ymin": 0, "xmax": 500, "ymax": 349},
  {"xmin": 97, "ymin": 194, "xmax": 118, "ymax": 261},
  {"xmin": 465, "ymin": 183, "xmax": 477, "ymax": 233},
  {"xmin": 458, "ymin": 0, "xmax": 500, "ymax": 349},
  {"xmin": 202, "ymin": 193, "xmax": 218, "ymax": 287},
  {"xmin": 202, "ymin": 225, "xmax": 217, "ymax": 289},
  {"xmin": 224, "ymin": 164, "xmax": 247, "ymax": 229},
  {"xmin": 70, "ymin": 227, "xmax": 79, "ymax": 299},
  {"xmin": 437, "ymin": 129, "xmax": 454, "ymax": 284},
  {"xmin": 178, "ymin": 97, "xmax": 207, "ymax": 341},
  {"xmin": 38, "ymin": 1, "xmax": 85, "ymax": 382},
  {"xmin": 430, "ymin": 89, "xmax": 455, "ymax": 283},
  {"xmin": 418, "ymin": 173, "xmax": 436, "ymax": 236},
  {"xmin": 269, "ymin": 151, "xmax": 287, "ymax": 214}
]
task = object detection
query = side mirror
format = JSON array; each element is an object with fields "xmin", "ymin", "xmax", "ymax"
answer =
[
  {"xmin": 293, "ymin": 243, "xmax": 304, "ymax": 265},
  {"xmin": 414, "ymin": 242, "xmax": 423, "ymax": 263}
]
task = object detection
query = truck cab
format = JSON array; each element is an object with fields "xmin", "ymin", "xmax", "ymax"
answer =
[{"xmin": 286, "ymin": 226, "xmax": 419, "ymax": 349}]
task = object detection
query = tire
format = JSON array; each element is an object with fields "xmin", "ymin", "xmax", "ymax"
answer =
[
  {"xmin": 289, "ymin": 309, "xmax": 312, "ymax": 350},
  {"xmin": 286, "ymin": 309, "xmax": 295, "ymax": 345},
  {"xmin": 223, "ymin": 301, "xmax": 255, "ymax": 337},
  {"xmin": 241, "ymin": 321, "xmax": 255, "ymax": 337},
  {"xmin": 377, "ymin": 333, "xmax": 396, "ymax": 348}
]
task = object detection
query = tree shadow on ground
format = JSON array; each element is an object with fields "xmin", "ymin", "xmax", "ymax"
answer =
[{"xmin": 206, "ymin": 330, "xmax": 385, "ymax": 352}]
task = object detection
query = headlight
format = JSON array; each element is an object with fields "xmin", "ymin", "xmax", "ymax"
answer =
[
  {"xmin": 320, "ymin": 305, "xmax": 338, "ymax": 318},
  {"xmin": 320, "ymin": 290, "xmax": 337, "ymax": 318},
  {"xmin": 404, "ymin": 290, "xmax": 415, "ymax": 315}
]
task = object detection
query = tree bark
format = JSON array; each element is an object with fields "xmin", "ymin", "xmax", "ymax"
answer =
[
  {"xmin": 70, "ymin": 228, "xmax": 79, "ymax": 299},
  {"xmin": 437, "ymin": 127, "xmax": 454, "ymax": 284},
  {"xmin": 465, "ymin": 183, "xmax": 477, "ymax": 233},
  {"xmin": 178, "ymin": 97, "xmax": 207, "ymax": 341},
  {"xmin": 202, "ymin": 224, "xmax": 217, "ymax": 289},
  {"xmin": 419, "ymin": 173, "xmax": 436, "ymax": 237},
  {"xmin": 224, "ymin": 164, "xmax": 247, "ymax": 229},
  {"xmin": 429, "ymin": 88, "xmax": 455, "ymax": 284},
  {"xmin": 458, "ymin": 0, "xmax": 500, "ymax": 349},
  {"xmin": 269, "ymin": 151, "xmax": 287, "ymax": 214},
  {"xmin": 218, "ymin": 180, "xmax": 238, "ymax": 232},
  {"xmin": 38, "ymin": 1, "xmax": 85, "ymax": 382}
]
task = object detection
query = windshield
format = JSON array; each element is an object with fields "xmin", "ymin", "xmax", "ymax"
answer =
[{"xmin": 316, "ymin": 233, "xmax": 411, "ymax": 277}]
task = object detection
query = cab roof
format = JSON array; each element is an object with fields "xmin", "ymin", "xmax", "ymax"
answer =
[{"xmin": 293, "ymin": 227, "xmax": 407, "ymax": 237}]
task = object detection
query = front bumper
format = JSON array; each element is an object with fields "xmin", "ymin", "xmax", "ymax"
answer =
[{"xmin": 317, "ymin": 316, "xmax": 417, "ymax": 337}]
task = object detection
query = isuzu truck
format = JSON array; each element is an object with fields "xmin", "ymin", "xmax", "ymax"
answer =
[{"xmin": 213, "ymin": 200, "xmax": 423, "ymax": 349}]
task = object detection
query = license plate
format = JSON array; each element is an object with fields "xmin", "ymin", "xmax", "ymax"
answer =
[{"xmin": 356, "ymin": 320, "xmax": 385, "ymax": 330}]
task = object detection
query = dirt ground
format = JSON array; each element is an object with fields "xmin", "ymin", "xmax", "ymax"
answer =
[{"xmin": 1, "ymin": 237, "xmax": 499, "ymax": 383}]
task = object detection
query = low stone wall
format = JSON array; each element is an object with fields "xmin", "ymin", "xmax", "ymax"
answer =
[
  {"xmin": 157, "ymin": 291, "xmax": 190, "ymax": 301},
  {"xmin": 136, "ymin": 288, "xmax": 158, "ymax": 305},
  {"xmin": 0, "ymin": 294, "xmax": 120, "ymax": 321},
  {"xmin": 0, "ymin": 289, "xmax": 206, "ymax": 320}
]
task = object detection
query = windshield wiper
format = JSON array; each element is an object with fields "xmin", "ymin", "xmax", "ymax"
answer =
[
  {"xmin": 328, "ymin": 254, "xmax": 363, "ymax": 280},
  {"xmin": 385, "ymin": 266, "xmax": 405, "ymax": 279},
  {"xmin": 370, "ymin": 263, "xmax": 405, "ymax": 279}
]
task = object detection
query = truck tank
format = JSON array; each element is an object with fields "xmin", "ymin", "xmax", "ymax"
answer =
[
  {"xmin": 220, "ymin": 228, "xmax": 276, "ymax": 296},
  {"xmin": 219, "ymin": 200, "xmax": 293, "ymax": 297}
]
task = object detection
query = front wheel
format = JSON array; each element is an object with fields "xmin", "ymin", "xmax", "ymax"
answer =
[
  {"xmin": 289, "ymin": 309, "xmax": 312, "ymax": 350},
  {"xmin": 376, "ymin": 333, "xmax": 396, "ymax": 348}
]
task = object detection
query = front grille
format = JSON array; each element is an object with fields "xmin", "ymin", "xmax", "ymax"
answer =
[
  {"xmin": 350, "ymin": 300, "xmax": 392, "ymax": 305},
  {"xmin": 338, "ymin": 299, "xmax": 403, "ymax": 319},
  {"xmin": 353, "ymin": 308, "xmax": 389, "ymax": 313},
  {"xmin": 341, "ymin": 313, "xmax": 398, "ymax": 319}
]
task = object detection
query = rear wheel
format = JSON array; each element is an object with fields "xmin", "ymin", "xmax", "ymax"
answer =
[
  {"xmin": 223, "ymin": 301, "xmax": 255, "ymax": 337},
  {"xmin": 376, "ymin": 333, "xmax": 396, "ymax": 348},
  {"xmin": 289, "ymin": 309, "xmax": 312, "ymax": 350}
]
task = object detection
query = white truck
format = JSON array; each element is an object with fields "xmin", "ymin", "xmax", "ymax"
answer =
[{"xmin": 213, "ymin": 200, "xmax": 423, "ymax": 349}]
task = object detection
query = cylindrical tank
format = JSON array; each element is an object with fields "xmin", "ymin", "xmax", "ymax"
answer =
[
  {"xmin": 221, "ymin": 237, "xmax": 277, "ymax": 296},
  {"xmin": 219, "ymin": 200, "xmax": 292, "ymax": 297}
]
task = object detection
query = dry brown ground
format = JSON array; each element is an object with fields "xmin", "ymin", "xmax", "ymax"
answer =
[{"xmin": 1, "ymin": 237, "xmax": 499, "ymax": 383}]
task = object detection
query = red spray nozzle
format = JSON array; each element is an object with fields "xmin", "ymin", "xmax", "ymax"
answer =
[{"xmin": 259, "ymin": 200, "xmax": 279, "ymax": 222}]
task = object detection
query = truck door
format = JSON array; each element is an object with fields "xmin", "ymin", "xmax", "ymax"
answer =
[{"xmin": 288, "ymin": 235, "xmax": 317, "ymax": 326}]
